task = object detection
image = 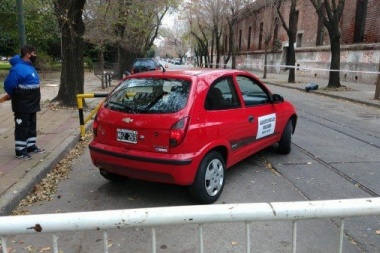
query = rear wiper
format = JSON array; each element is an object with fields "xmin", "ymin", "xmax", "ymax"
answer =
[
  {"xmin": 145, "ymin": 91, "xmax": 167, "ymax": 109},
  {"xmin": 107, "ymin": 101, "xmax": 137, "ymax": 113}
]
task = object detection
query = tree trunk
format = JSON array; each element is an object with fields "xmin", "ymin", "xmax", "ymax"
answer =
[
  {"xmin": 215, "ymin": 29, "xmax": 221, "ymax": 69},
  {"xmin": 205, "ymin": 47, "xmax": 210, "ymax": 68},
  {"xmin": 210, "ymin": 31, "xmax": 214, "ymax": 68},
  {"xmin": 198, "ymin": 43, "xmax": 204, "ymax": 67},
  {"xmin": 309, "ymin": 0, "xmax": 344, "ymax": 88},
  {"xmin": 118, "ymin": 47, "xmax": 136, "ymax": 77},
  {"xmin": 53, "ymin": 0, "xmax": 86, "ymax": 107},
  {"xmin": 231, "ymin": 43, "xmax": 236, "ymax": 69},
  {"xmin": 263, "ymin": 46, "xmax": 268, "ymax": 79},
  {"xmin": 99, "ymin": 44, "xmax": 105, "ymax": 89},
  {"xmin": 374, "ymin": 60, "xmax": 380, "ymax": 100},
  {"xmin": 327, "ymin": 33, "xmax": 341, "ymax": 88},
  {"xmin": 231, "ymin": 32, "xmax": 236, "ymax": 69},
  {"xmin": 223, "ymin": 23, "xmax": 233, "ymax": 68},
  {"xmin": 287, "ymin": 1, "xmax": 297, "ymax": 83},
  {"xmin": 287, "ymin": 35, "xmax": 296, "ymax": 83}
]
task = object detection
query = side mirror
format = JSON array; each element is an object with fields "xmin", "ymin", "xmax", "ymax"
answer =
[{"xmin": 272, "ymin": 94, "xmax": 284, "ymax": 103}]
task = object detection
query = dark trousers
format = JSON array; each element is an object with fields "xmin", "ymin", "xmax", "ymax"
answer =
[{"xmin": 14, "ymin": 112, "xmax": 37, "ymax": 155}]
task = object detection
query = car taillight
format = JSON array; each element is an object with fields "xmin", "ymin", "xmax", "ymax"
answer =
[
  {"xmin": 169, "ymin": 117, "xmax": 189, "ymax": 148},
  {"xmin": 93, "ymin": 113, "xmax": 99, "ymax": 137}
]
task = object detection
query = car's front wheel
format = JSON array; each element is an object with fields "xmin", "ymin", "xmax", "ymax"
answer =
[{"xmin": 189, "ymin": 151, "xmax": 225, "ymax": 204}]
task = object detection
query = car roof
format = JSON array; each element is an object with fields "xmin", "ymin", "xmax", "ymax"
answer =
[{"xmin": 129, "ymin": 68, "xmax": 252, "ymax": 78}]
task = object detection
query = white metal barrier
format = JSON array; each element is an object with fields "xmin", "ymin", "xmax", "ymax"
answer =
[{"xmin": 1, "ymin": 198, "xmax": 380, "ymax": 253}]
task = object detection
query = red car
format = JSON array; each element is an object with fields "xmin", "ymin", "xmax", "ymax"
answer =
[{"xmin": 89, "ymin": 69, "xmax": 297, "ymax": 203}]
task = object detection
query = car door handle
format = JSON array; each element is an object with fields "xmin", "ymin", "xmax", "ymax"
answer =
[{"xmin": 248, "ymin": 115, "xmax": 254, "ymax": 123}]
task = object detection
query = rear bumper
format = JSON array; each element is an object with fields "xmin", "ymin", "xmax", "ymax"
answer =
[{"xmin": 89, "ymin": 141, "xmax": 199, "ymax": 185}]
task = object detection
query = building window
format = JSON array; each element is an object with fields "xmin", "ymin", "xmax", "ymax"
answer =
[
  {"xmin": 239, "ymin": 29, "xmax": 242, "ymax": 50},
  {"xmin": 259, "ymin": 22, "xmax": 263, "ymax": 50},
  {"xmin": 247, "ymin": 26, "xmax": 252, "ymax": 50},
  {"xmin": 353, "ymin": 0, "xmax": 368, "ymax": 43},
  {"xmin": 296, "ymin": 33, "xmax": 303, "ymax": 47}
]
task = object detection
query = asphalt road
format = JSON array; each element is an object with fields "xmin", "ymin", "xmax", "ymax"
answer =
[
  {"xmin": 264, "ymin": 84, "xmax": 380, "ymax": 252},
  {"xmin": 5, "ymin": 70, "xmax": 380, "ymax": 253}
]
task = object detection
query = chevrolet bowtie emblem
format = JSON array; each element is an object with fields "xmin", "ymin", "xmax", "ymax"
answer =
[{"xmin": 122, "ymin": 118, "xmax": 134, "ymax": 123}]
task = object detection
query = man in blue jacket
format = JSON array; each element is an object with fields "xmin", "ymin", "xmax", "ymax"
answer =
[{"xmin": 4, "ymin": 44, "xmax": 45, "ymax": 160}]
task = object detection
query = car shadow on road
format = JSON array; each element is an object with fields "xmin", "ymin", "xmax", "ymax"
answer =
[{"xmin": 96, "ymin": 179, "xmax": 196, "ymax": 208}]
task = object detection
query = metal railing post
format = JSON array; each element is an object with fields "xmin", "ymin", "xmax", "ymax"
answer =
[
  {"xmin": 76, "ymin": 93, "xmax": 108, "ymax": 140},
  {"xmin": 338, "ymin": 219, "xmax": 345, "ymax": 253},
  {"xmin": 292, "ymin": 221, "xmax": 297, "ymax": 253}
]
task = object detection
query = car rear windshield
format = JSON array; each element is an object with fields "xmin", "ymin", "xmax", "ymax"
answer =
[{"xmin": 105, "ymin": 78, "xmax": 191, "ymax": 114}]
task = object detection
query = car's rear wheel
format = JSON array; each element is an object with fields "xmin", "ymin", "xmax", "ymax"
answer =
[
  {"xmin": 278, "ymin": 120, "xmax": 293, "ymax": 154},
  {"xmin": 189, "ymin": 151, "xmax": 225, "ymax": 204},
  {"xmin": 99, "ymin": 169, "xmax": 128, "ymax": 182}
]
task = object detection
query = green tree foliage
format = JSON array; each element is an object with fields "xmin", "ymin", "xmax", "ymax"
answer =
[
  {"xmin": 0, "ymin": 0, "xmax": 60, "ymax": 58},
  {"xmin": 0, "ymin": 0, "xmax": 19, "ymax": 56},
  {"xmin": 24, "ymin": 0, "xmax": 61, "ymax": 58}
]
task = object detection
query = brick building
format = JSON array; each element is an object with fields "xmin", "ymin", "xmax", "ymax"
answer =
[{"xmin": 230, "ymin": 0, "xmax": 380, "ymax": 84}]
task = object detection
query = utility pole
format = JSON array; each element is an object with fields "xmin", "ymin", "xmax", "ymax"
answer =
[
  {"xmin": 375, "ymin": 60, "xmax": 380, "ymax": 100},
  {"xmin": 16, "ymin": 0, "xmax": 26, "ymax": 46}
]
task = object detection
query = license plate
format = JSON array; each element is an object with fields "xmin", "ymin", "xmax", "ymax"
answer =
[{"xmin": 117, "ymin": 129, "xmax": 138, "ymax": 144}]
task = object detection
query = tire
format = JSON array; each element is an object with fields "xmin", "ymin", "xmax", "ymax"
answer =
[
  {"xmin": 189, "ymin": 151, "xmax": 225, "ymax": 204},
  {"xmin": 278, "ymin": 120, "xmax": 293, "ymax": 154},
  {"xmin": 99, "ymin": 169, "xmax": 128, "ymax": 182}
]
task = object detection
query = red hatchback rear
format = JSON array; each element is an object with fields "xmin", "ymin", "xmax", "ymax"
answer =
[{"xmin": 89, "ymin": 69, "xmax": 297, "ymax": 203}]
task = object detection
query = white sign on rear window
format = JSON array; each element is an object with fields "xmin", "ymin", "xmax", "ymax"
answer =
[{"xmin": 257, "ymin": 113, "xmax": 276, "ymax": 139}]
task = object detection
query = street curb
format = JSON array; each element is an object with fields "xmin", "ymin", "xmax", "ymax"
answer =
[
  {"xmin": 266, "ymin": 82, "xmax": 380, "ymax": 109},
  {"xmin": 0, "ymin": 133, "xmax": 81, "ymax": 216},
  {"xmin": 0, "ymin": 112, "xmax": 97, "ymax": 217}
]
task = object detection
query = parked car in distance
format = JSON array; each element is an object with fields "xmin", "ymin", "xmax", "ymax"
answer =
[
  {"xmin": 174, "ymin": 58, "xmax": 181, "ymax": 65},
  {"xmin": 89, "ymin": 69, "xmax": 297, "ymax": 204},
  {"xmin": 130, "ymin": 58, "xmax": 162, "ymax": 74}
]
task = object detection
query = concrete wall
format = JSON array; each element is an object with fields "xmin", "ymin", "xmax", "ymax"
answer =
[
  {"xmin": 234, "ymin": 44, "xmax": 380, "ymax": 85},
  {"xmin": 229, "ymin": 0, "xmax": 380, "ymax": 84}
]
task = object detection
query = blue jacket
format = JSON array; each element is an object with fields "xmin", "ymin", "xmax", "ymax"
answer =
[{"xmin": 4, "ymin": 55, "xmax": 41, "ymax": 113}]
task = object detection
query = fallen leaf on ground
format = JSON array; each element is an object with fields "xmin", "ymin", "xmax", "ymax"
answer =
[
  {"xmin": 11, "ymin": 131, "xmax": 93, "ymax": 215},
  {"xmin": 40, "ymin": 246, "xmax": 51, "ymax": 252}
]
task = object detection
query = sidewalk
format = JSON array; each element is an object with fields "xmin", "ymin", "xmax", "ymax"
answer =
[
  {"xmin": 0, "ymin": 71, "xmax": 115, "ymax": 215},
  {"xmin": 0, "ymin": 69, "xmax": 379, "ymax": 215}
]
